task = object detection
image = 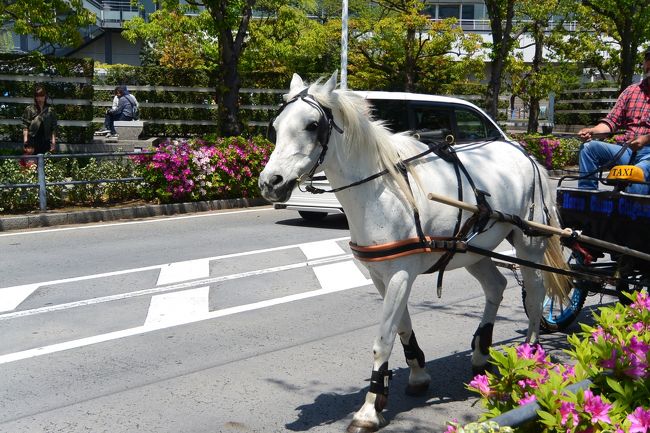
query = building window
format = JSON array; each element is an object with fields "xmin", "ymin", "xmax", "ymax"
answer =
[
  {"xmin": 461, "ymin": 5, "xmax": 474, "ymax": 20},
  {"xmin": 438, "ymin": 5, "xmax": 460, "ymax": 19}
]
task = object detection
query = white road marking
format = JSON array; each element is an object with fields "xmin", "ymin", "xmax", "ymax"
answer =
[
  {"xmin": 156, "ymin": 258, "xmax": 210, "ymax": 286},
  {"xmin": 0, "ymin": 264, "xmax": 372, "ymax": 365},
  {"xmin": 0, "ymin": 283, "xmax": 40, "ymax": 313},
  {"xmin": 313, "ymin": 261, "xmax": 372, "ymax": 290},
  {"xmin": 0, "ymin": 207, "xmax": 274, "ymax": 237},
  {"xmin": 0, "ymin": 255, "xmax": 352, "ymax": 321},
  {"xmin": 299, "ymin": 239, "xmax": 346, "ymax": 260},
  {"xmin": 144, "ymin": 286, "xmax": 210, "ymax": 327},
  {"xmin": 0, "ymin": 236, "xmax": 351, "ymax": 313}
]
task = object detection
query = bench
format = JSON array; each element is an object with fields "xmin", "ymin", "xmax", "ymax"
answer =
[{"xmin": 113, "ymin": 120, "xmax": 145, "ymax": 140}]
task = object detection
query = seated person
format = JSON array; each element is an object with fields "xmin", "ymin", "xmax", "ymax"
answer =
[
  {"xmin": 97, "ymin": 86, "xmax": 137, "ymax": 138},
  {"xmin": 577, "ymin": 49, "xmax": 650, "ymax": 195}
]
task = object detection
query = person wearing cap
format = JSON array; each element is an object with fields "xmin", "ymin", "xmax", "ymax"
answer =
[{"xmin": 576, "ymin": 48, "xmax": 650, "ymax": 195}]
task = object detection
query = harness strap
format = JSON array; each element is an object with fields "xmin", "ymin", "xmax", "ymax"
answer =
[{"xmin": 349, "ymin": 237, "xmax": 467, "ymax": 262}]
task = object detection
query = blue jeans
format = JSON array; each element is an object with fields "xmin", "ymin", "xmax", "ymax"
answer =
[
  {"xmin": 104, "ymin": 112, "xmax": 133, "ymax": 134},
  {"xmin": 578, "ymin": 140, "xmax": 650, "ymax": 194}
]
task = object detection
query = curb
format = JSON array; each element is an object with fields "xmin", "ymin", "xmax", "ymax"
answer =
[{"xmin": 0, "ymin": 197, "xmax": 271, "ymax": 232}]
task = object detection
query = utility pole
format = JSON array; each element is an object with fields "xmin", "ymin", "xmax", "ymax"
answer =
[{"xmin": 341, "ymin": 0, "xmax": 348, "ymax": 89}]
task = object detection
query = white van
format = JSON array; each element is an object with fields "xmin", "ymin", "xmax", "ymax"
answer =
[{"xmin": 273, "ymin": 91, "xmax": 507, "ymax": 221}]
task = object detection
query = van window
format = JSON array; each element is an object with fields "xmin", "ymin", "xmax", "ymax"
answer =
[
  {"xmin": 455, "ymin": 108, "xmax": 500, "ymax": 142},
  {"xmin": 410, "ymin": 104, "xmax": 453, "ymax": 140},
  {"xmin": 369, "ymin": 99, "xmax": 409, "ymax": 132}
]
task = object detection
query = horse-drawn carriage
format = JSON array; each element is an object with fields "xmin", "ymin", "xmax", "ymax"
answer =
[
  {"xmin": 537, "ymin": 169, "xmax": 650, "ymax": 331},
  {"xmin": 259, "ymin": 72, "xmax": 650, "ymax": 433}
]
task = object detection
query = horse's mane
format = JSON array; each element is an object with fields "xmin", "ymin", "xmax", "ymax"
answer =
[{"xmin": 290, "ymin": 80, "xmax": 420, "ymax": 210}]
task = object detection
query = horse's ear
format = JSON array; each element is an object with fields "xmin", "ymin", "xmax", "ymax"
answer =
[
  {"xmin": 290, "ymin": 74, "xmax": 305, "ymax": 92},
  {"xmin": 323, "ymin": 70, "xmax": 338, "ymax": 93}
]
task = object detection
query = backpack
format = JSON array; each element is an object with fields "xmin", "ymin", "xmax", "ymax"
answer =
[{"xmin": 126, "ymin": 94, "xmax": 139, "ymax": 120}]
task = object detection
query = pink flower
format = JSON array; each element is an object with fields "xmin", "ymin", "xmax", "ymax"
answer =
[
  {"xmin": 628, "ymin": 407, "xmax": 650, "ymax": 433},
  {"xmin": 469, "ymin": 374, "xmax": 491, "ymax": 397},
  {"xmin": 560, "ymin": 401, "xmax": 578, "ymax": 426},
  {"xmin": 583, "ymin": 389, "xmax": 611, "ymax": 424},
  {"xmin": 632, "ymin": 292, "xmax": 650, "ymax": 311},
  {"xmin": 601, "ymin": 349, "xmax": 618, "ymax": 369},
  {"xmin": 518, "ymin": 393, "xmax": 536, "ymax": 405}
]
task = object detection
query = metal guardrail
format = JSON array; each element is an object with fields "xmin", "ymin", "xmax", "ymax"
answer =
[
  {"xmin": 0, "ymin": 151, "xmax": 153, "ymax": 212},
  {"xmin": 489, "ymin": 379, "xmax": 592, "ymax": 427}
]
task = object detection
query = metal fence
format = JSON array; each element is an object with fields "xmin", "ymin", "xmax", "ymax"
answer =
[{"xmin": 0, "ymin": 151, "xmax": 152, "ymax": 212}]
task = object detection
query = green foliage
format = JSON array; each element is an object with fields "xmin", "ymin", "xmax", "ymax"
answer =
[
  {"xmin": 0, "ymin": 0, "xmax": 95, "ymax": 51},
  {"xmin": 0, "ymin": 155, "xmax": 143, "ymax": 213},
  {"xmin": 513, "ymin": 134, "xmax": 580, "ymax": 170},
  {"xmin": 452, "ymin": 291, "xmax": 650, "ymax": 433},
  {"xmin": 348, "ymin": 2, "xmax": 484, "ymax": 92}
]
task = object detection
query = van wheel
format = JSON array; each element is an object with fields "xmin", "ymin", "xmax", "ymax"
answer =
[{"xmin": 298, "ymin": 211, "xmax": 328, "ymax": 221}]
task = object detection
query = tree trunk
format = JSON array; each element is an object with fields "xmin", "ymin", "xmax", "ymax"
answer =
[
  {"xmin": 618, "ymin": 16, "xmax": 635, "ymax": 92},
  {"xmin": 484, "ymin": 0, "xmax": 516, "ymax": 121},
  {"xmin": 218, "ymin": 53, "xmax": 242, "ymax": 137},
  {"xmin": 527, "ymin": 21, "xmax": 544, "ymax": 134}
]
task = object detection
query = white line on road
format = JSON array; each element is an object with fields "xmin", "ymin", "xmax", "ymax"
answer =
[
  {"xmin": 0, "ymin": 254, "xmax": 353, "ymax": 321},
  {"xmin": 0, "ymin": 236, "xmax": 351, "ymax": 313},
  {"xmin": 156, "ymin": 258, "xmax": 210, "ymax": 286},
  {"xmin": 144, "ymin": 286, "xmax": 210, "ymax": 327},
  {"xmin": 0, "ymin": 263, "xmax": 371, "ymax": 365}
]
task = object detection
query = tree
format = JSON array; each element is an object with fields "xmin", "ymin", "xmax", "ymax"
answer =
[
  {"xmin": 348, "ymin": 0, "xmax": 482, "ymax": 92},
  {"xmin": 483, "ymin": 0, "xmax": 520, "ymax": 120},
  {"xmin": 242, "ymin": 4, "xmax": 340, "ymax": 80},
  {"xmin": 129, "ymin": 0, "xmax": 255, "ymax": 136},
  {"xmin": 508, "ymin": 0, "xmax": 577, "ymax": 133},
  {"xmin": 580, "ymin": 0, "xmax": 650, "ymax": 91},
  {"xmin": 0, "ymin": 0, "xmax": 95, "ymax": 52},
  {"xmin": 123, "ymin": 8, "xmax": 209, "ymax": 70}
]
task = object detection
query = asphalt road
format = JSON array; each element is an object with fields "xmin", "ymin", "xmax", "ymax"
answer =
[{"xmin": 0, "ymin": 207, "xmax": 599, "ymax": 433}]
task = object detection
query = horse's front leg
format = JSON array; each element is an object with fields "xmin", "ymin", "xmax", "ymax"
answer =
[
  {"xmin": 347, "ymin": 269, "xmax": 415, "ymax": 433},
  {"xmin": 398, "ymin": 311, "xmax": 431, "ymax": 396}
]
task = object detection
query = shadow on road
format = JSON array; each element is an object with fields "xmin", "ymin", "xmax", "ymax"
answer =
[
  {"xmin": 283, "ymin": 349, "xmax": 477, "ymax": 432},
  {"xmin": 275, "ymin": 214, "xmax": 349, "ymax": 231}
]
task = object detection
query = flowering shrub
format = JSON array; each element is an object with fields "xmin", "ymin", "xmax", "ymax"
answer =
[
  {"xmin": 448, "ymin": 291, "xmax": 650, "ymax": 433},
  {"xmin": 515, "ymin": 134, "xmax": 581, "ymax": 170},
  {"xmin": 134, "ymin": 136, "xmax": 272, "ymax": 203}
]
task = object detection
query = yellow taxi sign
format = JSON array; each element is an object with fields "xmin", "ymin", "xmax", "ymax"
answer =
[{"xmin": 607, "ymin": 165, "xmax": 646, "ymax": 182}]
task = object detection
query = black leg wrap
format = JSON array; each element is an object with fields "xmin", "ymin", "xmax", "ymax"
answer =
[
  {"xmin": 471, "ymin": 323, "xmax": 494, "ymax": 356},
  {"xmin": 401, "ymin": 331, "xmax": 426, "ymax": 368},
  {"xmin": 369, "ymin": 362, "xmax": 392, "ymax": 396}
]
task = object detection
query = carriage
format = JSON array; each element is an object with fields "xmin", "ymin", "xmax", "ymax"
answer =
[{"xmin": 536, "ymin": 169, "xmax": 650, "ymax": 331}]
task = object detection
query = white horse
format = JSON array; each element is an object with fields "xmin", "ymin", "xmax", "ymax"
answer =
[{"xmin": 258, "ymin": 72, "xmax": 568, "ymax": 433}]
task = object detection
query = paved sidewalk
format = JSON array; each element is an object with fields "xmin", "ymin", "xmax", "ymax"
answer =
[{"xmin": 0, "ymin": 197, "xmax": 269, "ymax": 232}]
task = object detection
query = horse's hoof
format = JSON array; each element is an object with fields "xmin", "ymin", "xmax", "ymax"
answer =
[
  {"xmin": 471, "ymin": 364, "xmax": 492, "ymax": 376},
  {"xmin": 405, "ymin": 381, "xmax": 429, "ymax": 396},
  {"xmin": 346, "ymin": 421, "xmax": 378, "ymax": 433}
]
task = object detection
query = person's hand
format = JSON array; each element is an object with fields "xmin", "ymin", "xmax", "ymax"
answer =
[
  {"xmin": 628, "ymin": 135, "xmax": 650, "ymax": 151},
  {"xmin": 49, "ymin": 145, "xmax": 56, "ymax": 153},
  {"xmin": 578, "ymin": 127, "xmax": 593, "ymax": 142}
]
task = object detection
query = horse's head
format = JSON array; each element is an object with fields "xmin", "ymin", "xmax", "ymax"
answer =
[{"xmin": 259, "ymin": 72, "xmax": 341, "ymax": 203}]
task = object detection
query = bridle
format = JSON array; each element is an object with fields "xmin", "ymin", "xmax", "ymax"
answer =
[{"xmin": 267, "ymin": 88, "xmax": 343, "ymax": 180}]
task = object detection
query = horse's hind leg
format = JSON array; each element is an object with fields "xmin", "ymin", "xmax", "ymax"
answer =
[
  {"xmin": 513, "ymin": 234, "xmax": 547, "ymax": 345},
  {"xmin": 466, "ymin": 257, "xmax": 507, "ymax": 374}
]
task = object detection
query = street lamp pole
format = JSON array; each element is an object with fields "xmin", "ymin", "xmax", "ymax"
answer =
[{"xmin": 341, "ymin": 0, "xmax": 348, "ymax": 89}]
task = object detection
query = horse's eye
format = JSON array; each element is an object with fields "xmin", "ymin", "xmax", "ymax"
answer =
[{"xmin": 306, "ymin": 121, "xmax": 319, "ymax": 132}]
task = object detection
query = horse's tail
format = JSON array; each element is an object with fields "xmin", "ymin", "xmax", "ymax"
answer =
[{"xmin": 542, "ymin": 210, "xmax": 571, "ymax": 303}]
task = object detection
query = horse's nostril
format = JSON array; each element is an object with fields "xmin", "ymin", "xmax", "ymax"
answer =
[{"xmin": 271, "ymin": 175, "xmax": 283, "ymax": 186}]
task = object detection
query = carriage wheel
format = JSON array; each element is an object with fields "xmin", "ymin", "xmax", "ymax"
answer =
[
  {"xmin": 522, "ymin": 284, "xmax": 589, "ymax": 332},
  {"xmin": 521, "ymin": 252, "xmax": 595, "ymax": 332}
]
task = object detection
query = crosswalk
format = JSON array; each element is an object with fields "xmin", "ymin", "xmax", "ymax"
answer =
[{"xmin": 0, "ymin": 237, "xmax": 374, "ymax": 365}]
